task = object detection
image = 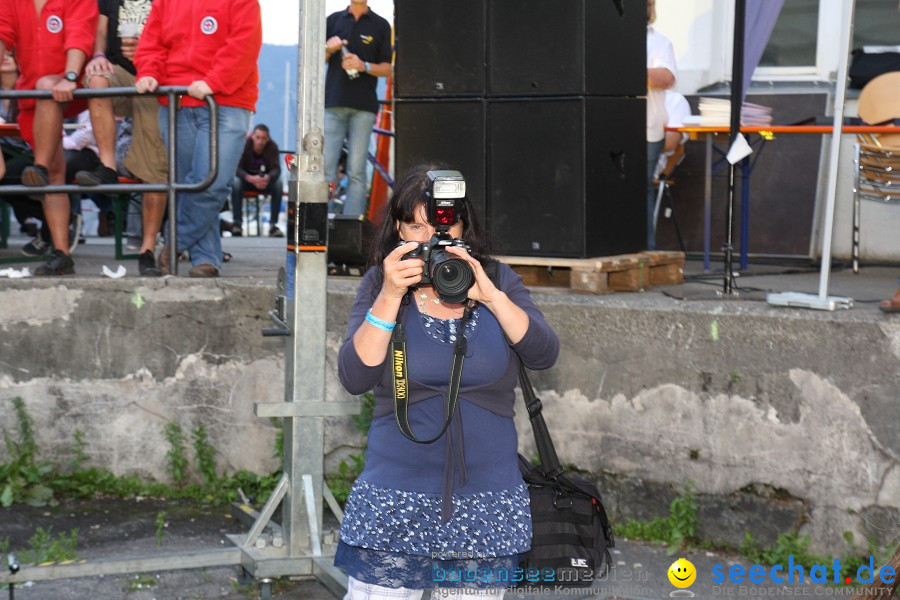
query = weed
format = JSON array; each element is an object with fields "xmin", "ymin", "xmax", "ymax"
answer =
[
  {"xmin": 729, "ymin": 370, "xmax": 742, "ymax": 384},
  {"xmin": 0, "ymin": 397, "xmax": 56, "ymax": 507},
  {"xmin": 154, "ymin": 511, "xmax": 167, "ymax": 548},
  {"xmin": 618, "ymin": 483, "xmax": 698, "ymax": 554},
  {"xmin": 271, "ymin": 418, "xmax": 284, "ymax": 459},
  {"xmin": 13, "ymin": 527, "xmax": 79, "ymax": 564},
  {"xmin": 192, "ymin": 425, "xmax": 218, "ymax": 485},
  {"xmin": 127, "ymin": 574, "xmax": 158, "ymax": 591},
  {"xmin": 164, "ymin": 422, "xmax": 189, "ymax": 486},
  {"xmin": 69, "ymin": 430, "xmax": 89, "ymax": 471},
  {"xmin": 325, "ymin": 452, "xmax": 365, "ymax": 506}
]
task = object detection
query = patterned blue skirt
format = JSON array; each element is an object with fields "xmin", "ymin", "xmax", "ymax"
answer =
[{"xmin": 335, "ymin": 479, "xmax": 532, "ymax": 589}]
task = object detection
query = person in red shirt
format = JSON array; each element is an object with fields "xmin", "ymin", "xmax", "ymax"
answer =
[
  {"xmin": 0, "ymin": 0, "xmax": 97, "ymax": 275},
  {"xmin": 134, "ymin": 0, "xmax": 261, "ymax": 277}
]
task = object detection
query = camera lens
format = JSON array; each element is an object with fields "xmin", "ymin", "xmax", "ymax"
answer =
[{"xmin": 430, "ymin": 253, "xmax": 474, "ymax": 303}]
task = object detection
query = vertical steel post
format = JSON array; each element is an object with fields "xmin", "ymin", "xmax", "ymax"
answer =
[
  {"xmin": 724, "ymin": 0, "xmax": 746, "ymax": 294},
  {"xmin": 282, "ymin": 0, "xmax": 329, "ymax": 558}
]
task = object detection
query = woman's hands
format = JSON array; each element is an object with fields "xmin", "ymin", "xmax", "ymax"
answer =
[
  {"xmin": 445, "ymin": 246, "xmax": 502, "ymax": 306},
  {"xmin": 382, "ymin": 241, "xmax": 424, "ymax": 300},
  {"xmin": 445, "ymin": 246, "xmax": 530, "ymax": 344}
]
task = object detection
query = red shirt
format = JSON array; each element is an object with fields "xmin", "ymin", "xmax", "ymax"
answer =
[
  {"xmin": 0, "ymin": 0, "xmax": 97, "ymax": 105},
  {"xmin": 134, "ymin": 0, "xmax": 261, "ymax": 112}
]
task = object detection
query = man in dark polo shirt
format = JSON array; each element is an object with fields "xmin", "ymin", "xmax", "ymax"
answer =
[{"xmin": 324, "ymin": 0, "xmax": 391, "ymax": 216}]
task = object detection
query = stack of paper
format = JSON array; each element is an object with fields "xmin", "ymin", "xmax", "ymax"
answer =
[{"xmin": 698, "ymin": 97, "xmax": 773, "ymax": 127}]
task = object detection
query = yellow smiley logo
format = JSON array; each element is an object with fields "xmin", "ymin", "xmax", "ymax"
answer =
[{"xmin": 668, "ymin": 558, "xmax": 697, "ymax": 588}]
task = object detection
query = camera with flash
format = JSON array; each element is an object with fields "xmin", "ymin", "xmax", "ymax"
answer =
[{"xmin": 400, "ymin": 170, "xmax": 475, "ymax": 303}]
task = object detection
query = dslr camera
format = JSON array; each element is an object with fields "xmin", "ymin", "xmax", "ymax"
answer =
[{"xmin": 400, "ymin": 170, "xmax": 475, "ymax": 303}]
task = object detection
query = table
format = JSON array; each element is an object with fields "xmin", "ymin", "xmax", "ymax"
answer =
[{"xmin": 668, "ymin": 125, "xmax": 900, "ymax": 271}]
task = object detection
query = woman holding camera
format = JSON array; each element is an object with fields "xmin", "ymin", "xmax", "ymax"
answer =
[{"xmin": 335, "ymin": 165, "xmax": 560, "ymax": 598}]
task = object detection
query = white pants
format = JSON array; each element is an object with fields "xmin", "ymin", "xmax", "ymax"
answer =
[{"xmin": 345, "ymin": 576, "xmax": 507, "ymax": 600}]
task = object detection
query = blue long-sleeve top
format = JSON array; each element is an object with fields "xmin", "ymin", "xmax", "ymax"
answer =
[{"xmin": 337, "ymin": 263, "xmax": 559, "ymax": 526}]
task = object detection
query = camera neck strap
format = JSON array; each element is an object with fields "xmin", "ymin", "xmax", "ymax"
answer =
[{"xmin": 390, "ymin": 300, "xmax": 474, "ymax": 444}]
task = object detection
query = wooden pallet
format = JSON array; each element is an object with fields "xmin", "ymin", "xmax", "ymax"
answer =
[{"xmin": 495, "ymin": 251, "xmax": 685, "ymax": 294}]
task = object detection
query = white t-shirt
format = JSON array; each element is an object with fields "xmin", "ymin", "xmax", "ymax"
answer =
[
  {"xmin": 646, "ymin": 26, "xmax": 677, "ymax": 143},
  {"xmin": 655, "ymin": 90, "xmax": 691, "ymax": 177}
]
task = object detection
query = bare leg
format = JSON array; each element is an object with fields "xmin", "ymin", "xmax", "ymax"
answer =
[
  {"xmin": 43, "ymin": 142, "xmax": 70, "ymax": 254},
  {"xmin": 140, "ymin": 191, "xmax": 166, "ymax": 254},
  {"xmin": 86, "ymin": 74, "xmax": 117, "ymax": 170},
  {"xmin": 32, "ymin": 76, "xmax": 63, "ymax": 168}
]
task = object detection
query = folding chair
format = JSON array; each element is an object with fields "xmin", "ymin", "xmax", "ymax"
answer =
[
  {"xmin": 652, "ymin": 142, "xmax": 687, "ymax": 253},
  {"xmin": 851, "ymin": 71, "xmax": 900, "ymax": 273}
]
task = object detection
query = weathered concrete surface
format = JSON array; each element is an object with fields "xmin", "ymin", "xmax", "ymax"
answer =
[{"xmin": 1, "ymin": 278, "xmax": 898, "ymax": 555}]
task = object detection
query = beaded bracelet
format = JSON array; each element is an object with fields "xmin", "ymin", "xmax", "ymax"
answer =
[
  {"xmin": 92, "ymin": 53, "xmax": 107, "ymax": 59},
  {"xmin": 365, "ymin": 309, "xmax": 395, "ymax": 332}
]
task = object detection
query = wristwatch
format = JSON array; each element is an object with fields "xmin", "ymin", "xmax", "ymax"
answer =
[{"xmin": 64, "ymin": 71, "xmax": 78, "ymax": 83}]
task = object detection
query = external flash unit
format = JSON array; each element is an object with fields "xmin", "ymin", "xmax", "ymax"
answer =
[{"xmin": 425, "ymin": 170, "xmax": 466, "ymax": 231}]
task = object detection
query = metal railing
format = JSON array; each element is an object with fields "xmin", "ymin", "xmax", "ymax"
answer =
[{"xmin": 0, "ymin": 86, "xmax": 218, "ymax": 275}]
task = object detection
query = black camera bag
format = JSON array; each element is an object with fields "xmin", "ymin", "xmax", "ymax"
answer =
[
  {"xmin": 516, "ymin": 365, "xmax": 614, "ymax": 588},
  {"xmin": 849, "ymin": 48, "xmax": 900, "ymax": 89}
]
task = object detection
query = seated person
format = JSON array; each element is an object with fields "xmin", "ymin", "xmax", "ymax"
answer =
[
  {"xmin": 654, "ymin": 89, "xmax": 691, "ymax": 180},
  {"xmin": 64, "ymin": 110, "xmax": 114, "ymax": 235},
  {"xmin": 230, "ymin": 124, "xmax": 283, "ymax": 237},
  {"xmin": 80, "ymin": 0, "xmax": 168, "ymax": 276},
  {"xmin": 0, "ymin": 0, "xmax": 97, "ymax": 275},
  {"xmin": 0, "ymin": 52, "xmax": 80, "ymax": 258}
]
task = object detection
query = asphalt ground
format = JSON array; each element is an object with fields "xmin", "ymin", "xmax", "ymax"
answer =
[{"xmin": 0, "ymin": 497, "xmax": 879, "ymax": 599}]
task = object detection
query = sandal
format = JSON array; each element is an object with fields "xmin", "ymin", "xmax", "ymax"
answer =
[{"xmin": 879, "ymin": 291, "xmax": 900, "ymax": 313}]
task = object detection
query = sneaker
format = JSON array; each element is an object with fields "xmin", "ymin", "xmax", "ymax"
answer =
[
  {"xmin": 21, "ymin": 164, "xmax": 49, "ymax": 187},
  {"xmin": 269, "ymin": 225, "xmax": 284, "ymax": 238},
  {"xmin": 75, "ymin": 165, "xmax": 118, "ymax": 186},
  {"xmin": 188, "ymin": 263, "xmax": 219, "ymax": 278},
  {"xmin": 35, "ymin": 249, "xmax": 75, "ymax": 276},
  {"xmin": 138, "ymin": 250, "xmax": 162, "ymax": 277},
  {"xmin": 20, "ymin": 221, "xmax": 39, "ymax": 237},
  {"xmin": 158, "ymin": 243, "xmax": 171, "ymax": 275},
  {"xmin": 68, "ymin": 213, "xmax": 83, "ymax": 254},
  {"xmin": 21, "ymin": 237, "xmax": 51, "ymax": 257}
]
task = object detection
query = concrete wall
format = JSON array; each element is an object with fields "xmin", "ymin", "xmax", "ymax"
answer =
[{"xmin": 1, "ymin": 278, "xmax": 898, "ymax": 554}]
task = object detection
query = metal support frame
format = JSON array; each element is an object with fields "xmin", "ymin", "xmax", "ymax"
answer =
[
  {"xmin": 767, "ymin": 0, "xmax": 855, "ymax": 311},
  {"xmin": 1, "ymin": 2, "xmax": 358, "ymax": 593},
  {"xmin": 229, "ymin": 0, "xmax": 358, "ymax": 595},
  {"xmin": 0, "ymin": 86, "xmax": 218, "ymax": 276}
]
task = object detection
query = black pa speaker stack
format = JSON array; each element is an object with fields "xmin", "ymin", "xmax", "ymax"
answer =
[{"xmin": 394, "ymin": 0, "xmax": 647, "ymax": 257}]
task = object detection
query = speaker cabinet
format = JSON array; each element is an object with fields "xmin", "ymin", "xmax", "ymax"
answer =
[
  {"xmin": 488, "ymin": 0, "xmax": 645, "ymax": 97},
  {"xmin": 394, "ymin": 0, "xmax": 485, "ymax": 97},
  {"xmin": 489, "ymin": 97, "xmax": 646, "ymax": 257},
  {"xmin": 328, "ymin": 214, "xmax": 373, "ymax": 266},
  {"xmin": 394, "ymin": 99, "xmax": 487, "ymax": 224}
]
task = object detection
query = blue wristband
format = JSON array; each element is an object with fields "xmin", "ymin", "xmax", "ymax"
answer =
[
  {"xmin": 364, "ymin": 61, "xmax": 370, "ymax": 74},
  {"xmin": 366, "ymin": 309, "xmax": 395, "ymax": 331}
]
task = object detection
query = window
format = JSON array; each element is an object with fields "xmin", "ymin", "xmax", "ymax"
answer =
[
  {"xmin": 853, "ymin": 0, "xmax": 900, "ymax": 49},
  {"xmin": 759, "ymin": 0, "xmax": 819, "ymax": 68}
]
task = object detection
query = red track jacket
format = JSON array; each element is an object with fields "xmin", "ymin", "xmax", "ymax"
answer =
[
  {"xmin": 134, "ymin": 0, "xmax": 261, "ymax": 111},
  {"xmin": 0, "ymin": 0, "xmax": 97, "ymax": 107}
]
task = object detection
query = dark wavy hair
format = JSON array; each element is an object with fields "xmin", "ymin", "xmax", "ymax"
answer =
[{"xmin": 369, "ymin": 164, "xmax": 491, "ymax": 268}]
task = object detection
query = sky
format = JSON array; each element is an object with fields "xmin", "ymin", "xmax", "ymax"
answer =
[{"xmin": 260, "ymin": 0, "xmax": 394, "ymax": 46}]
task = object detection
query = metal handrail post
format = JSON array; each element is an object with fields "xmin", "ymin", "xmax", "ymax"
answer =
[
  {"xmin": 168, "ymin": 88, "xmax": 178, "ymax": 275},
  {"xmin": 0, "ymin": 86, "xmax": 218, "ymax": 277}
]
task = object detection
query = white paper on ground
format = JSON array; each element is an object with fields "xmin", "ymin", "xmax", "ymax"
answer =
[
  {"xmin": 726, "ymin": 133, "xmax": 753, "ymax": 164},
  {"xmin": 0, "ymin": 267, "xmax": 32, "ymax": 278},
  {"xmin": 102, "ymin": 265, "xmax": 127, "ymax": 278}
]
